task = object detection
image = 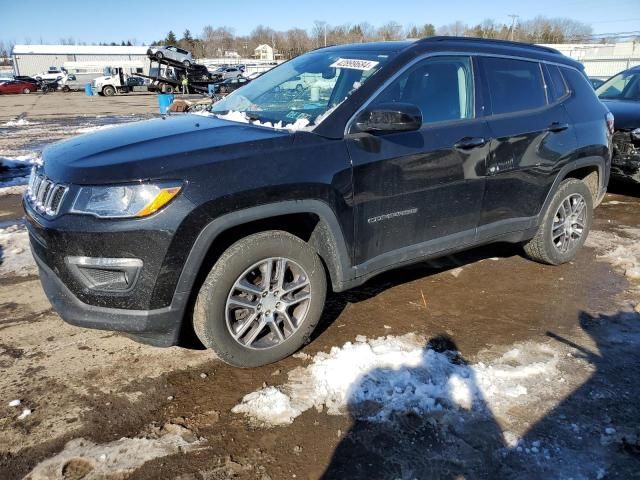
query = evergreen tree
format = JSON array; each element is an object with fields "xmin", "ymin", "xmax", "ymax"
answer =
[{"xmin": 165, "ymin": 31, "xmax": 178, "ymax": 45}]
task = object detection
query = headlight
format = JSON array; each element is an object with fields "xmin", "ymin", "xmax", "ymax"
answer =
[
  {"xmin": 632, "ymin": 128, "xmax": 640, "ymax": 141},
  {"xmin": 72, "ymin": 183, "xmax": 181, "ymax": 218}
]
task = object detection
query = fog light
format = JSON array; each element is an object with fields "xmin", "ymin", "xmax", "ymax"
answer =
[{"xmin": 66, "ymin": 256, "xmax": 143, "ymax": 293}]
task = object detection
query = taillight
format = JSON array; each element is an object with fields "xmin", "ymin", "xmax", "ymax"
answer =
[{"xmin": 606, "ymin": 111, "xmax": 614, "ymax": 135}]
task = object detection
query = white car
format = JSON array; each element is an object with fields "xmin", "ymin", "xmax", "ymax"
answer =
[
  {"xmin": 211, "ymin": 66, "xmax": 244, "ymax": 80},
  {"xmin": 147, "ymin": 45, "xmax": 194, "ymax": 67},
  {"xmin": 34, "ymin": 68, "xmax": 66, "ymax": 82}
]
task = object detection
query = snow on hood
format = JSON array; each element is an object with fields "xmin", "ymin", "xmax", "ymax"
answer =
[
  {"xmin": 232, "ymin": 333, "xmax": 561, "ymax": 426},
  {"xmin": 194, "ymin": 110, "xmax": 312, "ymax": 132}
]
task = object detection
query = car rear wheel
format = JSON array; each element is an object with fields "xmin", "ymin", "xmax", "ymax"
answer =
[
  {"xmin": 22, "ymin": 88, "xmax": 31, "ymax": 94},
  {"xmin": 62, "ymin": 85, "xmax": 70, "ymax": 92},
  {"xmin": 523, "ymin": 178, "xmax": 593, "ymax": 265},
  {"xmin": 193, "ymin": 230, "xmax": 327, "ymax": 368}
]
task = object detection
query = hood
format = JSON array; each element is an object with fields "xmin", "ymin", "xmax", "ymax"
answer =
[
  {"xmin": 600, "ymin": 99, "xmax": 640, "ymax": 130},
  {"xmin": 42, "ymin": 114, "xmax": 293, "ymax": 184}
]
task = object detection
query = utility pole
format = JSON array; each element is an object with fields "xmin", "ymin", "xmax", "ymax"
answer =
[
  {"xmin": 324, "ymin": 24, "xmax": 327, "ymax": 47},
  {"xmin": 508, "ymin": 14, "xmax": 519, "ymax": 41}
]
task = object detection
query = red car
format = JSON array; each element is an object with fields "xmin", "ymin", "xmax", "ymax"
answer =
[{"xmin": 0, "ymin": 80, "xmax": 38, "ymax": 94}]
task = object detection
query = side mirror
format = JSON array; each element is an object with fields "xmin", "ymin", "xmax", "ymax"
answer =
[{"xmin": 352, "ymin": 103, "xmax": 422, "ymax": 134}]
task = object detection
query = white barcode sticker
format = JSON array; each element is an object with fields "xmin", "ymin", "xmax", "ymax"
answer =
[{"xmin": 329, "ymin": 58, "xmax": 379, "ymax": 71}]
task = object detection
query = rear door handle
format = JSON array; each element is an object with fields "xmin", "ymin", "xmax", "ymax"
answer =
[
  {"xmin": 454, "ymin": 137, "xmax": 487, "ymax": 150},
  {"xmin": 546, "ymin": 122, "xmax": 569, "ymax": 133}
]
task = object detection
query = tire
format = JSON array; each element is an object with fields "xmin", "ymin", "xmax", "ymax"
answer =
[
  {"xmin": 62, "ymin": 85, "xmax": 70, "ymax": 92},
  {"xmin": 102, "ymin": 86, "xmax": 116, "ymax": 96},
  {"xmin": 523, "ymin": 178, "xmax": 593, "ymax": 265},
  {"xmin": 183, "ymin": 60, "xmax": 191, "ymax": 68},
  {"xmin": 22, "ymin": 88, "xmax": 31, "ymax": 94},
  {"xmin": 295, "ymin": 84, "xmax": 303, "ymax": 92},
  {"xmin": 156, "ymin": 52, "xmax": 164, "ymax": 60},
  {"xmin": 193, "ymin": 230, "xmax": 327, "ymax": 368}
]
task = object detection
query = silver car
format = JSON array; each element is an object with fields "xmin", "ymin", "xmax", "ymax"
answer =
[{"xmin": 147, "ymin": 45, "xmax": 193, "ymax": 67}]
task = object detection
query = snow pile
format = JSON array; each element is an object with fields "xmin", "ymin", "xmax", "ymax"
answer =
[
  {"xmin": 586, "ymin": 228, "xmax": 640, "ymax": 280},
  {"xmin": 232, "ymin": 334, "xmax": 560, "ymax": 426},
  {"xmin": 0, "ymin": 152, "xmax": 40, "ymax": 170},
  {"xmin": 0, "ymin": 223, "xmax": 36, "ymax": 277},
  {"xmin": 196, "ymin": 110, "xmax": 311, "ymax": 132},
  {"xmin": 3, "ymin": 118, "xmax": 32, "ymax": 127},
  {"xmin": 26, "ymin": 429, "xmax": 201, "ymax": 480}
]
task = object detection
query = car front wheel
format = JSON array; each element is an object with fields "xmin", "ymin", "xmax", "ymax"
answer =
[
  {"xmin": 193, "ymin": 230, "xmax": 327, "ymax": 368},
  {"xmin": 523, "ymin": 178, "xmax": 593, "ymax": 265}
]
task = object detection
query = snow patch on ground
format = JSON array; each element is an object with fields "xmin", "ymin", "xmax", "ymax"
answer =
[
  {"xmin": 3, "ymin": 118, "xmax": 33, "ymax": 127},
  {"xmin": 0, "ymin": 152, "xmax": 40, "ymax": 170},
  {"xmin": 0, "ymin": 223, "xmax": 36, "ymax": 277},
  {"xmin": 0, "ymin": 179, "xmax": 29, "ymax": 193},
  {"xmin": 586, "ymin": 228, "xmax": 640, "ymax": 280},
  {"xmin": 25, "ymin": 428, "xmax": 201, "ymax": 480},
  {"xmin": 232, "ymin": 334, "xmax": 561, "ymax": 426}
]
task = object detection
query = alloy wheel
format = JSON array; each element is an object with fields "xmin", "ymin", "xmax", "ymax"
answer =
[
  {"xmin": 225, "ymin": 257, "xmax": 311, "ymax": 350},
  {"xmin": 551, "ymin": 193, "xmax": 587, "ymax": 254}
]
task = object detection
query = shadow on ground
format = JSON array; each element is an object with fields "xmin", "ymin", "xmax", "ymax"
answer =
[{"xmin": 322, "ymin": 310, "xmax": 640, "ymax": 479}]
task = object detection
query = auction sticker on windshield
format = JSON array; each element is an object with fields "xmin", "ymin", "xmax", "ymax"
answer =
[{"xmin": 330, "ymin": 58, "xmax": 380, "ymax": 71}]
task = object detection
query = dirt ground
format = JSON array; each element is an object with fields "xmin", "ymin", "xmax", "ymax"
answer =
[{"xmin": 1, "ymin": 92, "xmax": 639, "ymax": 479}]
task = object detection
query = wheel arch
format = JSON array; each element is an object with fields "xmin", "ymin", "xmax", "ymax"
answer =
[
  {"xmin": 174, "ymin": 200, "xmax": 354, "ymax": 301},
  {"xmin": 538, "ymin": 157, "xmax": 607, "ymax": 222}
]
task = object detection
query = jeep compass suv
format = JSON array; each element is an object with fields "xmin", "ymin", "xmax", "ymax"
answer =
[{"xmin": 24, "ymin": 37, "xmax": 612, "ymax": 367}]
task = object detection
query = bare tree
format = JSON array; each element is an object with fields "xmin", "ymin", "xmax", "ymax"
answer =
[{"xmin": 377, "ymin": 21, "xmax": 403, "ymax": 41}]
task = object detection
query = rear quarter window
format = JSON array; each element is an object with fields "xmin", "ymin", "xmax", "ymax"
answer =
[
  {"xmin": 545, "ymin": 64, "xmax": 569, "ymax": 102},
  {"xmin": 561, "ymin": 67, "xmax": 601, "ymax": 104},
  {"xmin": 482, "ymin": 57, "xmax": 547, "ymax": 115}
]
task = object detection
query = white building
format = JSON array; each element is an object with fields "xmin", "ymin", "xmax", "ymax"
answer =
[
  {"xmin": 11, "ymin": 44, "xmax": 151, "ymax": 77},
  {"xmin": 539, "ymin": 41, "xmax": 640, "ymax": 78},
  {"xmin": 254, "ymin": 44, "xmax": 274, "ymax": 61}
]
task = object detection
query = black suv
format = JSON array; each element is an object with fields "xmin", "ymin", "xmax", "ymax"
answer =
[{"xmin": 24, "ymin": 37, "xmax": 612, "ymax": 367}]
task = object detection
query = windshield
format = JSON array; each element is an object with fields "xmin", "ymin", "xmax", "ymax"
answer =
[
  {"xmin": 596, "ymin": 70, "xmax": 640, "ymax": 100},
  {"xmin": 208, "ymin": 50, "xmax": 392, "ymax": 128}
]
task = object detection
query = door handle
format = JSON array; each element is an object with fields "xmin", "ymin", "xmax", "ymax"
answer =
[
  {"xmin": 454, "ymin": 137, "xmax": 487, "ymax": 150},
  {"xmin": 546, "ymin": 122, "xmax": 569, "ymax": 133}
]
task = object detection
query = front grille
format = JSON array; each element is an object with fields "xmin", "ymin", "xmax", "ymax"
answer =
[{"xmin": 26, "ymin": 168, "xmax": 69, "ymax": 217}]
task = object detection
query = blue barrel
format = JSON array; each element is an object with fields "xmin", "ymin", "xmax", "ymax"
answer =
[
  {"xmin": 157, "ymin": 93, "xmax": 175, "ymax": 114},
  {"xmin": 84, "ymin": 83, "xmax": 93, "ymax": 96}
]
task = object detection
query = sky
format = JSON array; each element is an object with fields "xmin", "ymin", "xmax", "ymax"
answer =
[{"xmin": 1, "ymin": 0, "xmax": 639, "ymax": 46}]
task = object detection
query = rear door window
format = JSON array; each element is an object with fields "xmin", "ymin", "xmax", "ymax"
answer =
[{"xmin": 482, "ymin": 57, "xmax": 547, "ymax": 115}]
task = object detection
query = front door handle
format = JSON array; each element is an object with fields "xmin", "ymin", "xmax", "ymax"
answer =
[
  {"xmin": 454, "ymin": 137, "xmax": 487, "ymax": 150},
  {"xmin": 546, "ymin": 122, "xmax": 569, "ymax": 133}
]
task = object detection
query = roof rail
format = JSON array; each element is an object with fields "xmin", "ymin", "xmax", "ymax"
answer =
[{"xmin": 416, "ymin": 36, "xmax": 562, "ymax": 55}]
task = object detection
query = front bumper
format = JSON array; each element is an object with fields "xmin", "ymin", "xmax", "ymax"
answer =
[{"xmin": 33, "ymin": 250, "xmax": 188, "ymax": 347}]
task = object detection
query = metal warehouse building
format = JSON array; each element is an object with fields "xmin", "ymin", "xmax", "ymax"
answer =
[{"xmin": 11, "ymin": 44, "xmax": 151, "ymax": 77}]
